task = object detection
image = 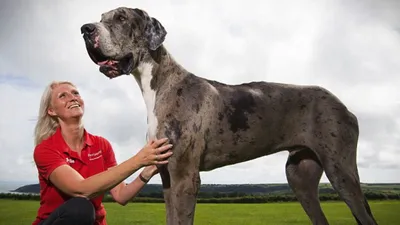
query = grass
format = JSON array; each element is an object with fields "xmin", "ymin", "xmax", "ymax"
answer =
[{"xmin": 0, "ymin": 199, "xmax": 399, "ymax": 225}]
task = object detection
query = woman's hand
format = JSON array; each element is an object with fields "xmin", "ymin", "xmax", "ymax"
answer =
[{"xmin": 135, "ymin": 138, "xmax": 173, "ymax": 167}]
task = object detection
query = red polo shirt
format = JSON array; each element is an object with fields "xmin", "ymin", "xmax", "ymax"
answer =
[{"xmin": 32, "ymin": 126, "xmax": 117, "ymax": 225}]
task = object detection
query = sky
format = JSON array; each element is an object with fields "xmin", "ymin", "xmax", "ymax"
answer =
[{"xmin": 0, "ymin": 0, "xmax": 399, "ymax": 185}]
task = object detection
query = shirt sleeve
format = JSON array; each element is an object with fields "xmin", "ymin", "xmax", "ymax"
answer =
[
  {"xmin": 99, "ymin": 137, "xmax": 118, "ymax": 169},
  {"xmin": 33, "ymin": 144, "xmax": 68, "ymax": 181}
]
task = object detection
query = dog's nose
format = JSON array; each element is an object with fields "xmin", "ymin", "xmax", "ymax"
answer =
[{"xmin": 81, "ymin": 23, "xmax": 96, "ymax": 35}]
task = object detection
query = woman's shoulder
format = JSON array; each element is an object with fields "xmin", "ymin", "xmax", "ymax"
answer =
[
  {"xmin": 86, "ymin": 131, "xmax": 113, "ymax": 149},
  {"xmin": 34, "ymin": 140, "xmax": 57, "ymax": 152},
  {"xmin": 89, "ymin": 134, "xmax": 110, "ymax": 144},
  {"xmin": 33, "ymin": 141, "xmax": 64, "ymax": 163}
]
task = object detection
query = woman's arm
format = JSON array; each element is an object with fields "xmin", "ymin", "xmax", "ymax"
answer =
[
  {"xmin": 110, "ymin": 165, "xmax": 159, "ymax": 205},
  {"xmin": 46, "ymin": 138, "xmax": 172, "ymax": 199}
]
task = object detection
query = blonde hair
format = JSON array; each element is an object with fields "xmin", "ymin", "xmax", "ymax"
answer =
[{"xmin": 34, "ymin": 81, "xmax": 81, "ymax": 146}]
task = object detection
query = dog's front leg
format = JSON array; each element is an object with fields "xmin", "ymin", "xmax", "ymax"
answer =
[
  {"xmin": 170, "ymin": 171, "xmax": 200, "ymax": 225},
  {"xmin": 161, "ymin": 152, "xmax": 201, "ymax": 225},
  {"xmin": 158, "ymin": 166, "xmax": 175, "ymax": 225}
]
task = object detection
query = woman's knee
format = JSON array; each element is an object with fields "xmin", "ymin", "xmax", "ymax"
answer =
[{"xmin": 66, "ymin": 197, "xmax": 95, "ymax": 224}]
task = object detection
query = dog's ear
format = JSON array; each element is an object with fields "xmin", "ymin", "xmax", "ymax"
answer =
[
  {"xmin": 132, "ymin": 8, "xmax": 167, "ymax": 51},
  {"xmin": 144, "ymin": 17, "xmax": 167, "ymax": 50}
]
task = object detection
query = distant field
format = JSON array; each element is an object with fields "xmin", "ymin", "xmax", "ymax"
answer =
[{"xmin": 0, "ymin": 199, "xmax": 399, "ymax": 225}]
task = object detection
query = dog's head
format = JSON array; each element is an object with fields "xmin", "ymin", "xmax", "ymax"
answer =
[{"xmin": 80, "ymin": 7, "xmax": 167, "ymax": 79}]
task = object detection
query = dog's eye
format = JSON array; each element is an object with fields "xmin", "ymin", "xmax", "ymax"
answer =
[{"xmin": 118, "ymin": 15, "xmax": 126, "ymax": 22}]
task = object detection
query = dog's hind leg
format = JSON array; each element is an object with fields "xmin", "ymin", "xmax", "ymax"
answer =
[
  {"xmin": 304, "ymin": 87, "xmax": 378, "ymax": 224},
  {"xmin": 320, "ymin": 142, "xmax": 378, "ymax": 225},
  {"xmin": 285, "ymin": 148, "xmax": 330, "ymax": 225}
]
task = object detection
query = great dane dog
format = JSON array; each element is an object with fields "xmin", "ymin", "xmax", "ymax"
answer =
[{"xmin": 80, "ymin": 7, "xmax": 378, "ymax": 225}]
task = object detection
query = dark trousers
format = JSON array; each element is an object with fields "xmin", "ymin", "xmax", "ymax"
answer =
[{"xmin": 38, "ymin": 197, "xmax": 95, "ymax": 225}]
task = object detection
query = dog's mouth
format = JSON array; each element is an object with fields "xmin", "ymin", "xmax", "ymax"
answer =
[
  {"xmin": 83, "ymin": 35, "xmax": 134, "ymax": 79},
  {"xmin": 87, "ymin": 49, "xmax": 134, "ymax": 79}
]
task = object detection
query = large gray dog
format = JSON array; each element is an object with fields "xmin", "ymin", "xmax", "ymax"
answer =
[{"xmin": 80, "ymin": 7, "xmax": 378, "ymax": 225}]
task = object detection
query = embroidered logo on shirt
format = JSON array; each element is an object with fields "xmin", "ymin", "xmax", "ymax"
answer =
[
  {"xmin": 66, "ymin": 158, "xmax": 75, "ymax": 164},
  {"xmin": 88, "ymin": 150, "xmax": 103, "ymax": 161}
]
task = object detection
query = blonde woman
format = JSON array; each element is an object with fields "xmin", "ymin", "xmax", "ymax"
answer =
[{"xmin": 32, "ymin": 81, "xmax": 173, "ymax": 225}]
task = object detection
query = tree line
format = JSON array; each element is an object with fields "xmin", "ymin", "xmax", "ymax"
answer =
[{"xmin": 1, "ymin": 191, "xmax": 399, "ymax": 203}]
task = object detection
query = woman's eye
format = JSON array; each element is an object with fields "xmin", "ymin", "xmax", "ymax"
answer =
[{"xmin": 59, "ymin": 93, "xmax": 65, "ymax": 98}]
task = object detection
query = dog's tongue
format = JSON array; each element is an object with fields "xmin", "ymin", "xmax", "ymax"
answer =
[
  {"xmin": 97, "ymin": 60, "xmax": 118, "ymax": 66},
  {"xmin": 97, "ymin": 61, "xmax": 108, "ymax": 66},
  {"xmin": 98, "ymin": 60, "xmax": 120, "ymax": 78}
]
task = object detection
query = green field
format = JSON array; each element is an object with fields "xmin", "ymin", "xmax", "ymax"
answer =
[{"xmin": 0, "ymin": 199, "xmax": 399, "ymax": 225}]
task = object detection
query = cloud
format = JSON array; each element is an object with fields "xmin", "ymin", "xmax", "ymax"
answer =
[{"xmin": 0, "ymin": 0, "xmax": 399, "ymax": 185}]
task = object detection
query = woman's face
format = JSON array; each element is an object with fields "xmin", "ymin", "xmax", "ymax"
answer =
[{"xmin": 47, "ymin": 83, "xmax": 85, "ymax": 122}]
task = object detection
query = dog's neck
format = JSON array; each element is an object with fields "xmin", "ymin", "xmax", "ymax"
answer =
[
  {"xmin": 131, "ymin": 46, "xmax": 187, "ymax": 140},
  {"xmin": 132, "ymin": 45, "xmax": 188, "ymax": 94}
]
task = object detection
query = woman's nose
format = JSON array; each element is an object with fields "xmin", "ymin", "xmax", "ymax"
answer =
[{"xmin": 66, "ymin": 93, "xmax": 78, "ymax": 101}]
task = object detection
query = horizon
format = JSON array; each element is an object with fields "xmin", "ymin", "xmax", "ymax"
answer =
[{"xmin": 2, "ymin": 180, "xmax": 400, "ymax": 186}]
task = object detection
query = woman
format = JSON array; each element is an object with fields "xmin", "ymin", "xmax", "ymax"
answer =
[{"xmin": 32, "ymin": 81, "xmax": 173, "ymax": 225}]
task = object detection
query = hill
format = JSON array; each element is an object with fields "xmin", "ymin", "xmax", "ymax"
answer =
[
  {"xmin": 12, "ymin": 182, "xmax": 400, "ymax": 196},
  {"xmin": 2, "ymin": 183, "xmax": 399, "ymax": 203},
  {"xmin": 12, "ymin": 183, "xmax": 317, "ymax": 195}
]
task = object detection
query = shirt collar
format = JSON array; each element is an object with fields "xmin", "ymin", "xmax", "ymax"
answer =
[{"xmin": 54, "ymin": 126, "xmax": 94, "ymax": 153}]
